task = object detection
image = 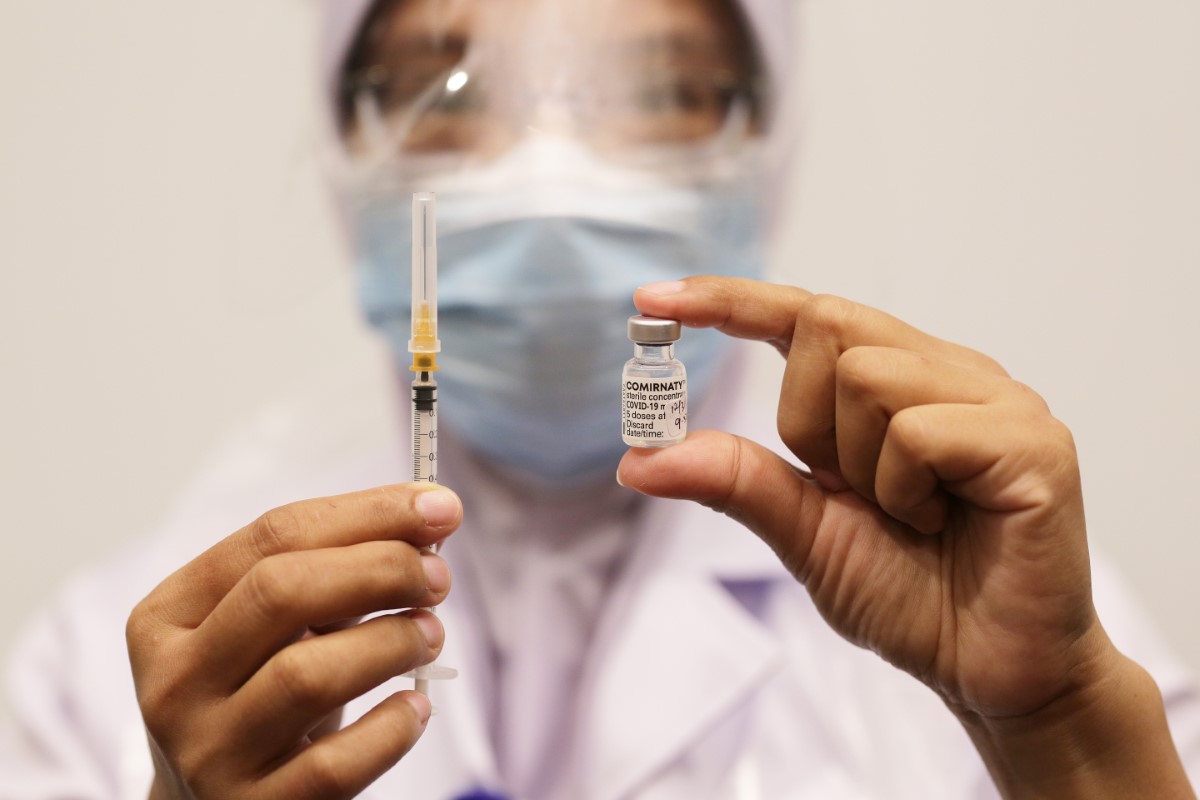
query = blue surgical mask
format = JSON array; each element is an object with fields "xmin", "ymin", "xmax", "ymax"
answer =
[{"xmin": 352, "ymin": 182, "xmax": 764, "ymax": 486}]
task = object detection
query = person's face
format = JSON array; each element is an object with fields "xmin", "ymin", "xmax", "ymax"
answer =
[{"xmin": 340, "ymin": 0, "xmax": 765, "ymax": 168}]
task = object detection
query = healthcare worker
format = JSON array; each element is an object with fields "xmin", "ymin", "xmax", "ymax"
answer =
[{"xmin": 3, "ymin": 1, "xmax": 1200, "ymax": 798}]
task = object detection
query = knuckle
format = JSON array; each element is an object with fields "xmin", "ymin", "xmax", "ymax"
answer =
[
  {"xmin": 362, "ymin": 542, "xmax": 425, "ymax": 602},
  {"xmin": 137, "ymin": 671, "xmax": 196, "ymax": 750},
  {"xmin": 1056, "ymin": 419, "xmax": 1077, "ymax": 452},
  {"xmin": 941, "ymin": 341, "xmax": 1010, "ymax": 377},
  {"xmin": 381, "ymin": 541, "xmax": 422, "ymax": 584},
  {"xmin": 252, "ymin": 503, "xmax": 306, "ymax": 558},
  {"xmin": 724, "ymin": 434, "xmax": 748, "ymax": 514},
  {"xmin": 1007, "ymin": 379, "xmax": 1052, "ymax": 412},
  {"xmin": 887, "ymin": 407, "xmax": 929, "ymax": 455},
  {"xmin": 243, "ymin": 558, "xmax": 300, "ymax": 619},
  {"xmin": 776, "ymin": 405, "xmax": 833, "ymax": 466},
  {"xmin": 364, "ymin": 487, "xmax": 408, "ymax": 531},
  {"xmin": 1042, "ymin": 416, "xmax": 1078, "ymax": 457},
  {"xmin": 137, "ymin": 686, "xmax": 172, "ymax": 731},
  {"xmin": 130, "ymin": 638, "xmax": 196, "ymax": 725},
  {"xmin": 797, "ymin": 293, "xmax": 854, "ymax": 338},
  {"xmin": 1013, "ymin": 416, "xmax": 1081, "ymax": 502},
  {"xmin": 302, "ymin": 746, "xmax": 354, "ymax": 798},
  {"xmin": 125, "ymin": 598, "xmax": 157, "ymax": 654},
  {"xmin": 979, "ymin": 353, "xmax": 1009, "ymax": 377},
  {"xmin": 373, "ymin": 542, "xmax": 435, "ymax": 606},
  {"xmin": 873, "ymin": 474, "xmax": 903, "ymax": 511},
  {"xmin": 271, "ymin": 647, "xmax": 328, "ymax": 710},
  {"xmin": 172, "ymin": 739, "xmax": 224, "ymax": 791},
  {"xmin": 775, "ymin": 407, "xmax": 804, "ymax": 450},
  {"xmin": 834, "ymin": 346, "xmax": 887, "ymax": 399},
  {"xmin": 681, "ymin": 433, "xmax": 744, "ymax": 521}
]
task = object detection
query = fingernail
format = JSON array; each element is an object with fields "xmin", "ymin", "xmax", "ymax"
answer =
[
  {"xmin": 637, "ymin": 280, "xmax": 686, "ymax": 296},
  {"xmin": 615, "ymin": 468, "xmax": 626, "ymax": 487},
  {"xmin": 404, "ymin": 692, "xmax": 432, "ymax": 725},
  {"xmin": 416, "ymin": 489, "xmax": 460, "ymax": 528},
  {"xmin": 811, "ymin": 468, "xmax": 850, "ymax": 492},
  {"xmin": 421, "ymin": 553, "xmax": 450, "ymax": 594},
  {"xmin": 412, "ymin": 611, "xmax": 444, "ymax": 648}
]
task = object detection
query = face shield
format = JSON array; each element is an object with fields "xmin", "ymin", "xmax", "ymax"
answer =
[{"xmin": 331, "ymin": 0, "xmax": 772, "ymax": 191}]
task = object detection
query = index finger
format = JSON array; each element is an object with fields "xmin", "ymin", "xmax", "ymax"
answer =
[
  {"xmin": 634, "ymin": 276, "xmax": 1006, "ymax": 373},
  {"xmin": 635, "ymin": 276, "xmax": 813, "ymax": 356},
  {"xmin": 635, "ymin": 276, "xmax": 1009, "ymax": 481},
  {"xmin": 140, "ymin": 484, "xmax": 462, "ymax": 629}
]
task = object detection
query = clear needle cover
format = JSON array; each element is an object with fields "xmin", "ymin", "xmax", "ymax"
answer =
[{"xmin": 408, "ymin": 191, "xmax": 440, "ymax": 359}]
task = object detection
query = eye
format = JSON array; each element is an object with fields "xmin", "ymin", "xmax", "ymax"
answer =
[
  {"xmin": 434, "ymin": 76, "xmax": 485, "ymax": 115},
  {"xmin": 633, "ymin": 73, "xmax": 748, "ymax": 117}
]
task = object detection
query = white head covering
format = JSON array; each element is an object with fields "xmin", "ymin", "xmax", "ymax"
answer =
[{"xmin": 316, "ymin": 0, "xmax": 798, "ymax": 221}]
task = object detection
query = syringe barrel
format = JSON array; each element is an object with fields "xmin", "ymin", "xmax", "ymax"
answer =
[{"xmin": 409, "ymin": 191, "xmax": 440, "ymax": 354}]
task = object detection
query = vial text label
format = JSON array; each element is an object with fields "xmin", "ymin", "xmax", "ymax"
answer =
[{"xmin": 621, "ymin": 378, "xmax": 687, "ymax": 446}]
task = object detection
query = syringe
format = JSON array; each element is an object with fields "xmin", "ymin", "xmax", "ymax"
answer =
[{"xmin": 404, "ymin": 191, "xmax": 458, "ymax": 696}]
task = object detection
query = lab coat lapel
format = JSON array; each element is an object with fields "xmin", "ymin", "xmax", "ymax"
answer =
[
  {"xmin": 362, "ymin": 587, "xmax": 505, "ymax": 798},
  {"xmin": 579, "ymin": 495, "xmax": 787, "ymax": 800},
  {"xmin": 425, "ymin": 591, "xmax": 500, "ymax": 785}
]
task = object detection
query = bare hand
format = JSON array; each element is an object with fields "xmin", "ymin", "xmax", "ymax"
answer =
[
  {"xmin": 621, "ymin": 276, "xmax": 1099, "ymax": 721},
  {"xmin": 126, "ymin": 484, "xmax": 461, "ymax": 799},
  {"xmin": 621, "ymin": 277, "xmax": 1197, "ymax": 797}
]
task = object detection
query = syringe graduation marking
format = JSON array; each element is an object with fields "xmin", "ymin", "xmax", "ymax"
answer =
[{"xmin": 411, "ymin": 381, "xmax": 437, "ymax": 483}]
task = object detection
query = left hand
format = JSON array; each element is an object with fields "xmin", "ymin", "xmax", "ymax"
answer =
[{"xmin": 619, "ymin": 276, "xmax": 1101, "ymax": 723}]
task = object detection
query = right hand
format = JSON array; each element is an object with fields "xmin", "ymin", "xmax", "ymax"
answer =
[{"xmin": 126, "ymin": 483, "xmax": 462, "ymax": 799}]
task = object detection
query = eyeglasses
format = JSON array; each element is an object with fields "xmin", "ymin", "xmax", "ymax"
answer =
[{"xmin": 344, "ymin": 61, "xmax": 764, "ymax": 158}]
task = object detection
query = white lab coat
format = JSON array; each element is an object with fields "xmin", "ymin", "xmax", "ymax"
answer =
[{"xmin": 4, "ymin": 367, "xmax": 1200, "ymax": 800}]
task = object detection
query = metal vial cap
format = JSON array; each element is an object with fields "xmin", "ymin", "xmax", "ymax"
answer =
[{"xmin": 627, "ymin": 315, "xmax": 682, "ymax": 344}]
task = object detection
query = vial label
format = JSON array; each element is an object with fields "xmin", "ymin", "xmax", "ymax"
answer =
[{"xmin": 622, "ymin": 375, "xmax": 688, "ymax": 446}]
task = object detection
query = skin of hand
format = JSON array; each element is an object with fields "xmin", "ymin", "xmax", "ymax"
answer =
[
  {"xmin": 619, "ymin": 276, "xmax": 1195, "ymax": 799},
  {"xmin": 126, "ymin": 484, "xmax": 462, "ymax": 800}
]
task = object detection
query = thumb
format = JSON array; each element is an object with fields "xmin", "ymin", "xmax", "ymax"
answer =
[{"xmin": 617, "ymin": 429, "xmax": 827, "ymax": 573}]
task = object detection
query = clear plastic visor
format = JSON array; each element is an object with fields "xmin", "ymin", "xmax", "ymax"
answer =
[{"xmin": 335, "ymin": 0, "xmax": 770, "ymax": 181}]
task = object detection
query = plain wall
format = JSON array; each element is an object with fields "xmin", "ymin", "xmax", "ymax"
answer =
[{"xmin": 1, "ymin": 0, "xmax": 1197, "ymax": 729}]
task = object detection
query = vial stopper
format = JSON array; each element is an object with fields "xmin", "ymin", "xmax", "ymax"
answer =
[{"xmin": 627, "ymin": 315, "xmax": 682, "ymax": 344}]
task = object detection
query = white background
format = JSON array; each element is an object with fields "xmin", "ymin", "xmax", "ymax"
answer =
[{"xmin": 1, "ymin": 0, "xmax": 1197, "ymax": 726}]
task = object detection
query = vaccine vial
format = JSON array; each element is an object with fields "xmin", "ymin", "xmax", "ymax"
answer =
[{"xmin": 622, "ymin": 315, "xmax": 687, "ymax": 447}]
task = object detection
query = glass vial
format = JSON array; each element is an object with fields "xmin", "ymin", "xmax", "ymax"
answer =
[{"xmin": 622, "ymin": 315, "xmax": 687, "ymax": 447}]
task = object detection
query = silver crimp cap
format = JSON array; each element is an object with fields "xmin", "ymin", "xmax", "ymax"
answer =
[{"xmin": 627, "ymin": 315, "xmax": 682, "ymax": 344}]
